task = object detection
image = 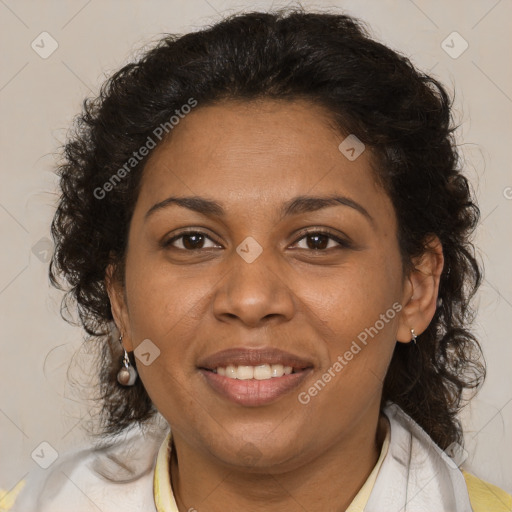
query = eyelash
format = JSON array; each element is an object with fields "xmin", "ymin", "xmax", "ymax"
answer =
[{"xmin": 162, "ymin": 228, "xmax": 352, "ymax": 252}]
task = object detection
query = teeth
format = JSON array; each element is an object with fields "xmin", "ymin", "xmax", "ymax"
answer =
[
  {"xmin": 213, "ymin": 364, "xmax": 296, "ymax": 380},
  {"xmin": 225, "ymin": 365, "xmax": 237, "ymax": 378},
  {"xmin": 254, "ymin": 364, "xmax": 271, "ymax": 380},
  {"xmin": 237, "ymin": 365, "xmax": 254, "ymax": 380}
]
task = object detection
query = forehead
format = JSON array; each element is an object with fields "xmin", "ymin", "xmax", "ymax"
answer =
[
  {"xmin": 135, "ymin": 99, "xmax": 394, "ymax": 227},
  {"xmin": 145, "ymin": 98, "xmax": 344, "ymax": 177}
]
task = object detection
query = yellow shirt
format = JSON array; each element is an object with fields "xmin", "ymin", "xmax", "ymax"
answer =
[{"xmin": 462, "ymin": 470, "xmax": 512, "ymax": 512}]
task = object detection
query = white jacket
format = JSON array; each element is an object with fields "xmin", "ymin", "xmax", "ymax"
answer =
[{"xmin": 10, "ymin": 403, "xmax": 484, "ymax": 511}]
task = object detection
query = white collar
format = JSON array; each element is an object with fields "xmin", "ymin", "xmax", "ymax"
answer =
[
  {"xmin": 364, "ymin": 402, "xmax": 473, "ymax": 512},
  {"xmin": 153, "ymin": 402, "xmax": 471, "ymax": 511}
]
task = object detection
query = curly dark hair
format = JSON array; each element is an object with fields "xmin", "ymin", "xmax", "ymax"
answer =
[{"xmin": 49, "ymin": 7, "xmax": 485, "ymax": 448}]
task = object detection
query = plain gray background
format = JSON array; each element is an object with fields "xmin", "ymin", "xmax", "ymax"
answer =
[{"xmin": 1, "ymin": 0, "xmax": 511, "ymax": 498}]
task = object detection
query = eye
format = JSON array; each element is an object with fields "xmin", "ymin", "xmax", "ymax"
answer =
[
  {"xmin": 162, "ymin": 228, "xmax": 352, "ymax": 252},
  {"xmin": 292, "ymin": 229, "xmax": 352, "ymax": 251},
  {"xmin": 163, "ymin": 230, "xmax": 221, "ymax": 251}
]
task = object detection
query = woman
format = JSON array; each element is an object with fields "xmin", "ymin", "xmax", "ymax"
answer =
[{"xmin": 11, "ymin": 7, "xmax": 512, "ymax": 512}]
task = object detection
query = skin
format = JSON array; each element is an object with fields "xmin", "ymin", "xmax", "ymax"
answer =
[{"xmin": 107, "ymin": 98, "xmax": 444, "ymax": 511}]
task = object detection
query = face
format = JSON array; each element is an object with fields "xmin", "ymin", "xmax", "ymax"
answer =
[{"xmin": 109, "ymin": 98, "xmax": 414, "ymax": 472}]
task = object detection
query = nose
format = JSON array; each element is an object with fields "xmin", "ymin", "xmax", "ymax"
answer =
[{"xmin": 212, "ymin": 248, "xmax": 296, "ymax": 328}]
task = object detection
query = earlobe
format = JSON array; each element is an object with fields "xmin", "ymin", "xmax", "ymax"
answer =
[{"xmin": 396, "ymin": 235, "xmax": 444, "ymax": 344}]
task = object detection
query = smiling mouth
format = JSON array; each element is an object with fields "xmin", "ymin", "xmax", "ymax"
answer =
[
  {"xmin": 202, "ymin": 363, "xmax": 307, "ymax": 380},
  {"xmin": 199, "ymin": 363, "xmax": 313, "ymax": 407},
  {"xmin": 197, "ymin": 347, "xmax": 314, "ymax": 405}
]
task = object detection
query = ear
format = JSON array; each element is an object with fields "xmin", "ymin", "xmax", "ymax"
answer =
[
  {"xmin": 105, "ymin": 262, "xmax": 134, "ymax": 352},
  {"xmin": 396, "ymin": 235, "xmax": 444, "ymax": 343}
]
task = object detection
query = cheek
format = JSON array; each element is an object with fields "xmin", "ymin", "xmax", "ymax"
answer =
[
  {"xmin": 291, "ymin": 267, "xmax": 401, "ymax": 444},
  {"xmin": 309, "ymin": 251, "xmax": 402, "ymax": 388},
  {"xmin": 125, "ymin": 252, "xmax": 208, "ymax": 340},
  {"xmin": 123, "ymin": 259, "xmax": 209, "ymax": 414},
  {"xmin": 310, "ymin": 253, "xmax": 402, "ymax": 339},
  {"xmin": 122, "ymin": 257, "xmax": 214, "ymax": 407}
]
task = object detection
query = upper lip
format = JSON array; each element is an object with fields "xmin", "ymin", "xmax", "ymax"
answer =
[{"xmin": 197, "ymin": 347, "xmax": 314, "ymax": 370}]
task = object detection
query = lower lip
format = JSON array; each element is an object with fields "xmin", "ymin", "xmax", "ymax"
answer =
[{"xmin": 199, "ymin": 368, "xmax": 313, "ymax": 406}]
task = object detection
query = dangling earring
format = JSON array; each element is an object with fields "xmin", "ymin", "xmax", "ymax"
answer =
[
  {"xmin": 410, "ymin": 328, "xmax": 418, "ymax": 345},
  {"xmin": 117, "ymin": 334, "xmax": 138, "ymax": 386}
]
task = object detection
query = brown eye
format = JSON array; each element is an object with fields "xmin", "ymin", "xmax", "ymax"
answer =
[
  {"xmin": 303, "ymin": 233, "xmax": 330, "ymax": 250},
  {"xmin": 293, "ymin": 230, "xmax": 351, "ymax": 251},
  {"xmin": 164, "ymin": 231, "xmax": 220, "ymax": 251}
]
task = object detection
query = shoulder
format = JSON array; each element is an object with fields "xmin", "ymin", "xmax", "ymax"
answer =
[
  {"xmin": 9, "ymin": 424, "xmax": 168, "ymax": 512},
  {"xmin": 462, "ymin": 470, "xmax": 512, "ymax": 512},
  {"xmin": 381, "ymin": 402, "xmax": 511, "ymax": 510}
]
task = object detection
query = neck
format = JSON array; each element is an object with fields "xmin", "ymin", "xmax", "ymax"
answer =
[{"xmin": 169, "ymin": 409, "xmax": 387, "ymax": 512}]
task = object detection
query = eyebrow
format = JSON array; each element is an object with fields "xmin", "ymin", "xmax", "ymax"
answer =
[{"xmin": 144, "ymin": 194, "xmax": 375, "ymax": 227}]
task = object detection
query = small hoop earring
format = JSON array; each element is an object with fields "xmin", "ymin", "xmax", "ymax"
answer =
[
  {"xmin": 410, "ymin": 328, "xmax": 418, "ymax": 345},
  {"xmin": 117, "ymin": 334, "xmax": 138, "ymax": 386}
]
